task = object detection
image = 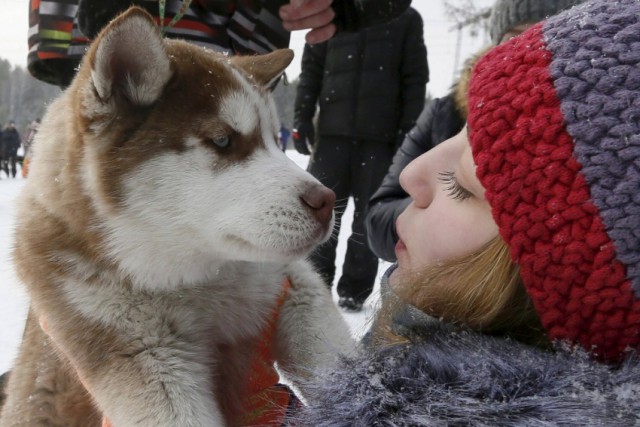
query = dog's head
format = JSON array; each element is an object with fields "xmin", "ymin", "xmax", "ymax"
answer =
[{"xmin": 51, "ymin": 7, "xmax": 334, "ymax": 287}]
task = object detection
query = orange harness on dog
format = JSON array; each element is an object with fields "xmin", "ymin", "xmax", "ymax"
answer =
[
  {"xmin": 233, "ymin": 277, "xmax": 299, "ymax": 427},
  {"xmin": 100, "ymin": 279, "xmax": 297, "ymax": 427}
]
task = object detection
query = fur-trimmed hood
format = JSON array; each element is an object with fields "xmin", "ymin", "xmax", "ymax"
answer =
[
  {"xmin": 297, "ymin": 321, "xmax": 640, "ymax": 426},
  {"xmin": 452, "ymin": 45, "xmax": 493, "ymax": 120}
]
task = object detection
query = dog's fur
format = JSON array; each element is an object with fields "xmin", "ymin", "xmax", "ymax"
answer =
[{"xmin": 0, "ymin": 7, "xmax": 353, "ymax": 426}]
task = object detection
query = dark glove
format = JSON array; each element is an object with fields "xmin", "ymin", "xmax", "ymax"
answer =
[
  {"xmin": 333, "ymin": 0, "xmax": 411, "ymax": 33},
  {"xmin": 78, "ymin": 0, "xmax": 135, "ymax": 39},
  {"xmin": 292, "ymin": 122, "xmax": 315, "ymax": 155},
  {"xmin": 394, "ymin": 133, "xmax": 407, "ymax": 151}
]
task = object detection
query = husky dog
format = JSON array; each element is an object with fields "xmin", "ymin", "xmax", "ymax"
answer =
[{"xmin": 0, "ymin": 7, "xmax": 353, "ymax": 426}]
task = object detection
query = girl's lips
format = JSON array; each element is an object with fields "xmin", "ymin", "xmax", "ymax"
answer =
[{"xmin": 395, "ymin": 217, "xmax": 406, "ymax": 255}]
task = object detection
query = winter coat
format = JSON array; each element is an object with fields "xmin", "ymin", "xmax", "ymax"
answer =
[
  {"xmin": 294, "ymin": 7, "xmax": 428, "ymax": 143},
  {"xmin": 296, "ymin": 269, "xmax": 640, "ymax": 426},
  {"xmin": 364, "ymin": 48, "xmax": 484, "ymax": 262},
  {"xmin": 1, "ymin": 127, "xmax": 21, "ymax": 158},
  {"xmin": 26, "ymin": 0, "xmax": 412, "ymax": 87}
]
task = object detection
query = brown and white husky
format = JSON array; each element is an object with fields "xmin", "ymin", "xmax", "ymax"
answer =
[{"xmin": 0, "ymin": 7, "xmax": 353, "ymax": 426}]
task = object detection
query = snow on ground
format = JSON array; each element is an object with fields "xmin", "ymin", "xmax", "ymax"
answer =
[
  {"xmin": 0, "ymin": 176, "xmax": 28, "ymax": 374},
  {"xmin": 0, "ymin": 150, "xmax": 385, "ymax": 374}
]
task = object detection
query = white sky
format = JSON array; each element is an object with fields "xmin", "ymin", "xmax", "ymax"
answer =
[{"xmin": 0, "ymin": 0, "xmax": 493, "ymax": 98}]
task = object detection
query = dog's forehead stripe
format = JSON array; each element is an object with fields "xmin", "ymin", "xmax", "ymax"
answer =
[
  {"xmin": 219, "ymin": 92, "xmax": 257, "ymax": 135},
  {"xmin": 224, "ymin": 66, "xmax": 277, "ymax": 144}
]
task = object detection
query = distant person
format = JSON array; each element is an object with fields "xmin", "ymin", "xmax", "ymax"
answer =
[
  {"xmin": 365, "ymin": 0, "xmax": 585, "ymax": 262},
  {"xmin": 22, "ymin": 118, "xmax": 40, "ymax": 178},
  {"xmin": 293, "ymin": 7, "xmax": 428, "ymax": 311},
  {"xmin": 278, "ymin": 125, "xmax": 291, "ymax": 151},
  {"xmin": 1, "ymin": 121, "xmax": 21, "ymax": 178},
  {"xmin": 26, "ymin": 0, "xmax": 412, "ymax": 87}
]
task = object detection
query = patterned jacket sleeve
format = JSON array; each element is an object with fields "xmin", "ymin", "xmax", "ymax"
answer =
[
  {"xmin": 78, "ymin": 0, "xmax": 290, "ymax": 54},
  {"xmin": 29, "ymin": 0, "xmax": 291, "ymax": 86},
  {"xmin": 27, "ymin": 0, "xmax": 88, "ymax": 87}
]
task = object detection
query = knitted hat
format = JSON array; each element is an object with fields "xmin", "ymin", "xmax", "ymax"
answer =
[
  {"xmin": 468, "ymin": 0, "xmax": 640, "ymax": 362},
  {"xmin": 488, "ymin": 0, "xmax": 584, "ymax": 43}
]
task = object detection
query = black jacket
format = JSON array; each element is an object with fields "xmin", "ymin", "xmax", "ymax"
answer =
[
  {"xmin": 1, "ymin": 127, "xmax": 21, "ymax": 157},
  {"xmin": 294, "ymin": 7, "xmax": 428, "ymax": 143}
]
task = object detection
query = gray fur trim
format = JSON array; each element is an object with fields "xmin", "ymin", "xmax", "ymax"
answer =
[{"xmin": 297, "ymin": 324, "xmax": 640, "ymax": 426}]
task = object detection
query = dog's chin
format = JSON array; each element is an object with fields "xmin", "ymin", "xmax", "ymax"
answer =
[{"xmin": 222, "ymin": 231, "xmax": 328, "ymax": 263}]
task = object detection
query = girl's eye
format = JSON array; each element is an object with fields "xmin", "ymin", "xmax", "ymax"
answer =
[
  {"xmin": 438, "ymin": 170, "xmax": 472, "ymax": 201},
  {"xmin": 208, "ymin": 135, "xmax": 231, "ymax": 149}
]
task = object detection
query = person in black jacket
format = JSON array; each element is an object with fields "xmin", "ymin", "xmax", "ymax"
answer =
[
  {"xmin": 1, "ymin": 121, "xmax": 21, "ymax": 179},
  {"xmin": 293, "ymin": 7, "xmax": 428, "ymax": 311},
  {"xmin": 365, "ymin": 0, "xmax": 585, "ymax": 263}
]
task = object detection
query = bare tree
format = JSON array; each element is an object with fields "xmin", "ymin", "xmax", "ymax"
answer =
[
  {"xmin": 0, "ymin": 58, "xmax": 61, "ymax": 131},
  {"xmin": 443, "ymin": 0, "xmax": 492, "ymax": 37},
  {"xmin": 443, "ymin": 0, "xmax": 492, "ymax": 84}
]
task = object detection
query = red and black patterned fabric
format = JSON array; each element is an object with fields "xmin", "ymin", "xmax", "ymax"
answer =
[{"xmin": 27, "ymin": 0, "xmax": 291, "ymax": 87}]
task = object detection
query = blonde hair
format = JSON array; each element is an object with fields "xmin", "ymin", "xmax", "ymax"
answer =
[{"xmin": 375, "ymin": 237, "xmax": 547, "ymax": 347}]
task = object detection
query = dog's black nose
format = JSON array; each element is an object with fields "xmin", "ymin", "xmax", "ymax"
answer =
[{"xmin": 301, "ymin": 184, "xmax": 335, "ymax": 225}]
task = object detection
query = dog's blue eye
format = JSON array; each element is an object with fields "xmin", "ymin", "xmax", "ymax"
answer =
[{"xmin": 210, "ymin": 136, "xmax": 230, "ymax": 149}]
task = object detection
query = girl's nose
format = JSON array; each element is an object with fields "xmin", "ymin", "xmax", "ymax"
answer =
[
  {"xmin": 399, "ymin": 151, "xmax": 435, "ymax": 208},
  {"xmin": 400, "ymin": 129, "xmax": 468, "ymax": 208}
]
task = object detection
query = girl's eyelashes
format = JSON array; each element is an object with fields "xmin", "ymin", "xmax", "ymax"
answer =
[{"xmin": 438, "ymin": 170, "xmax": 472, "ymax": 201}]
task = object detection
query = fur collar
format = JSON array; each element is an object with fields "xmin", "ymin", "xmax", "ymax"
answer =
[{"xmin": 297, "ymin": 321, "xmax": 640, "ymax": 426}]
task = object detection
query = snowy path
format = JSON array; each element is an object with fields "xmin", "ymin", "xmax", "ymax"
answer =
[
  {"xmin": 0, "ymin": 151, "xmax": 383, "ymax": 374},
  {"xmin": 0, "ymin": 176, "xmax": 29, "ymax": 373}
]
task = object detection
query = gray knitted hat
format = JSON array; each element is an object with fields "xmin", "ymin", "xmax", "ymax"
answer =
[{"xmin": 489, "ymin": 0, "xmax": 584, "ymax": 43}]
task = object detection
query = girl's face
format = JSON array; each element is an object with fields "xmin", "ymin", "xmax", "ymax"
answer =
[{"xmin": 391, "ymin": 128, "xmax": 499, "ymax": 283}]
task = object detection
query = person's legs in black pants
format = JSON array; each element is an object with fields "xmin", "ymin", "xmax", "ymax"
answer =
[
  {"xmin": 307, "ymin": 136, "xmax": 351, "ymax": 290},
  {"xmin": 336, "ymin": 140, "xmax": 395, "ymax": 310},
  {"xmin": 0, "ymin": 144, "xmax": 8, "ymax": 178},
  {"xmin": 0, "ymin": 156, "xmax": 7, "ymax": 178},
  {"xmin": 0, "ymin": 370, "xmax": 8, "ymax": 407},
  {"xmin": 9, "ymin": 153, "xmax": 17, "ymax": 178}
]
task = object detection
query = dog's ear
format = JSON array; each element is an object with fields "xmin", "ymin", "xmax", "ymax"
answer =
[
  {"xmin": 89, "ymin": 6, "xmax": 172, "ymax": 106},
  {"xmin": 231, "ymin": 49, "xmax": 294, "ymax": 88}
]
